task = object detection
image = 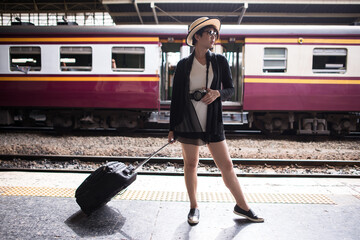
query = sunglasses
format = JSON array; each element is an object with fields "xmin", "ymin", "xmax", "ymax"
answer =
[{"xmin": 204, "ymin": 30, "xmax": 218, "ymax": 38}]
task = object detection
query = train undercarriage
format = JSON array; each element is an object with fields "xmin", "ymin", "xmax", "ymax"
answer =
[
  {"xmin": 249, "ymin": 111, "xmax": 359, "ymax": 135},
  {"xmin": 0, "ymin": 108, "xmax": 358, "ymax": 135},
  {"xmin": 0, "ymin": 108, "xmax": 150, "ymax": 131}
]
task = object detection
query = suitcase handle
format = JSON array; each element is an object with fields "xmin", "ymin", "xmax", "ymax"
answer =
[{"xmin": 134, "ymin": 140, "xmax": 174, "ymax": 171}]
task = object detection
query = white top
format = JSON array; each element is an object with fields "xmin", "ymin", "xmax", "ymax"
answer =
[{"xmin": 189, "ymin": 57, "xmax": 214, "ymax": 132}]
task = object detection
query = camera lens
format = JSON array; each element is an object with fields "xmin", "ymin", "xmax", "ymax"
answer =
[{"xmin": 193, "ymin": 91, "xmax": 203, "ymax": 101}]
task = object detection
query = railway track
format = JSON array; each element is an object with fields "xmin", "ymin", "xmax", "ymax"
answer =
[
  {"xmin": 0, "ymin": 125, "xmax": 262, "ymax": 137},
  {"xmin": 0, "ymin": 154, "xmax": 359, "ymax": 178},
  {"xmin": 1, "ymin": 125, "xmax": 359, "ymax": 139}
]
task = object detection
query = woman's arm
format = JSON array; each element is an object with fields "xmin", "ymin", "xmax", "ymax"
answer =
[
  {"xmin": 218, "ymin": 55, "xmax": 235, "ymax": 101},
  {"xmin": 169, "ymin": 59, "xmax": 185, "ymax": 131}
]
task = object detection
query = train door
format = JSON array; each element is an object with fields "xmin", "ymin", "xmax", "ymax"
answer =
[
  {"xmin": 160, "ymin": 42, "xmax": 190, "ymax": 101},
  {"xmin": 154, "ymin": 40, "xmax": 244, "ymax": 125},
  {"xmin": 220, "ymin": 42, "xmax": 243, "ymax": 104},
  {"xmin": 160, "ymin": 42, "xmax": 180, "ymax": 102},
  {"xmin": 153, "ymin": 41, "xmax": 190, "ymax": 123},
  {"xmin": 160, "ymin": 42, "xmax": 243, "ymax": 103},
  {"xmin": 220, "ymin": 41, "xmax": 245, "ymax": 124}
]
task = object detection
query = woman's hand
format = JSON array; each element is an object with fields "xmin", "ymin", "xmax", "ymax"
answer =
[
  {"xmin": 168, "ymin": 131, "xmax": 176, "ymax": 143},
  {"xmin": 201, "ymin": 88, "xmax": 220, "ymax": 105}
]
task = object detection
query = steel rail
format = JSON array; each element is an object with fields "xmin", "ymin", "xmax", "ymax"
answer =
[
  {"xmin": 0, "ymin": 154, "xmax": 359, "ymax": 178},
  {"xmin": 1, "ymin": 126, "xmax": 359, "ymax": 139},
  {"xmin": 0, "ymin": 167, "xmax": 358, "ymax": 178},
  {"xmin": 0, "ymin": 154, "xmax": 359, "ymax": 166},
  {"xmin": 0, "ymin": 125, "xmax": 263, "ymax": 136}
]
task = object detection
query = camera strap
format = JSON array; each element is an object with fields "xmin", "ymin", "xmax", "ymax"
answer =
[{"xmin": 205, "ymin": 51, "xmax": 210, "ymax": 89}]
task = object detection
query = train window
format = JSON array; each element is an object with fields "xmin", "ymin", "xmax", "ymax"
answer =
[
  {"xmin": 10, "ymin": 46, "xmax": 41, "ymax": 72},
  {"xmin": 312, "ymin": 48, "xmax": 347, "ymax": 74},
  {"xmin": 263, "ymin": 48, "xmax": 287, "ymax": 73},
  {"xmin": 112, "ymin": 47, "xmax": 145, "ymax": 72},
  {"xmin": 60, "ymin": 47, "xmax": 92, "ymax": 71}
]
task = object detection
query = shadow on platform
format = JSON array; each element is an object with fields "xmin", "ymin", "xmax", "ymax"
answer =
[
  {"xmin": 65, "ymin": 205, "xmax": 132, "ymax": 239},
  {"xmin": 215, "ymin": 219, "xmax": 251, "ymax": 239},
  {"xmin": 172, "ymin": 221, "xmax": 192, "ymax": 240},
  {"xmin": 171, "ymin": 216, "xmax": 251, "ymax": 240}
]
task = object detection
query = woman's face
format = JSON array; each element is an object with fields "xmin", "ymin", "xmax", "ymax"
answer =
[{"xmin": 195, "ymin": 26, "xmax": 218, "ymax": 49}]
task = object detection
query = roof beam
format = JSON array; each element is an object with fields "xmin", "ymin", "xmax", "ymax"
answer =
[
  {"xmin": 153, "ymin": 4, "xmax": 183, "ymax": 23},
  {"xmin": 2, "ymin": 9, "xmax": 358, "ymax": 18},
  {"xmin": 63, "ymin": 0, "xmax": 68, "ymax": 11},
  {"xmin": 0, "ymin": 2, "xmax": 106, "ymax": 13},
  {"xmin": 103, "ymin": 0, "xmax": 360, "ymax": 4},
  {"xmin": 237, "ymin": 3, "xmax": 248, "ymax": 24},
  {"xmin": 133, "ymin": 0, "xmax": 143, "ymax": 24},
  {"xmin": 111, "ymin": 21, "xmax": 352, "ymax": 25},
  {"xmin": 108, "ymin": 11, "xmax": 360, "ymax": 19},
  {"xmin": 150, "ymin": 1, "xmax": 158, "ymax": 24},
  {"xmin": 32, "ymin": 0, "xmax": 39, "ymax": 11}
]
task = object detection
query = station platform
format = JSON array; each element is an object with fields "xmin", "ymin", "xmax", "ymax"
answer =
[{"xmin": 0, "ymin": 171, "xmax": 359, "ymax": 240}]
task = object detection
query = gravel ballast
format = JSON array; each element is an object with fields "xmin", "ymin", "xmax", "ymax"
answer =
[{"xmin": 0, "ymin": 133, "xmax": 359, "ymax": 161}]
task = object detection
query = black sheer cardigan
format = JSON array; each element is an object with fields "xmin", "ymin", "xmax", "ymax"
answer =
[{"xmin": 169, "ymin": 50, "xmax": 234, "ymax": 145}]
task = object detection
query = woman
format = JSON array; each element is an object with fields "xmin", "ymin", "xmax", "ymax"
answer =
[{"xmin": 168, "ymin": 17, "xmax": 264, "ymax": 225}]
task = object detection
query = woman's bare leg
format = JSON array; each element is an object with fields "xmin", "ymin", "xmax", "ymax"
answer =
[
  {"xmin": 181, "ymin": 143, "xmax": 200, "ymax": 209},
  {"xmin": 208, "ymin": 140, "xmax": 250, "ymax": 211}
]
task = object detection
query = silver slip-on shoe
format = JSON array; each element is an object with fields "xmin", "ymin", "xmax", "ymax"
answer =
[
  {"xmin": 233, "ymin": 205, "xmax": 264, "ymax": 223},
  {"xmin": 187, "ymin": 208, "xmax": 200, "ymax": 226}
]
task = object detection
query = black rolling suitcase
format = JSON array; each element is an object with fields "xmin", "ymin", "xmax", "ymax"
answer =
[{"xmin": 75, "ymin": 141, "xmax": 171, "ymax": 215}]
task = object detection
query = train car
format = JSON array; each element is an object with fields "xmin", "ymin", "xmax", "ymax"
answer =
[
  {"xmin": 0, "ymin": 25, "xmax": 163, "ymax": 129},
  {"xmin": 0, "ymin": 24, "xmax": 359, "ymax": 134},
  {"xmin": 221, "ymin": 25, "xmax": 360, "ymax": 134}
]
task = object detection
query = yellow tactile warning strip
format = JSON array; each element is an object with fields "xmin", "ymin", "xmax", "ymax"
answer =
[
  {"xmin": 115, "ymin": 190, "xmax": 335, "ymax": 204},
  {"xmin": 0, "ymin": 186, "xmax": 75, "ymax": 198},
  {"xmin": 0, "ymin": 186, "xmax": 336, "ymax": 205}
]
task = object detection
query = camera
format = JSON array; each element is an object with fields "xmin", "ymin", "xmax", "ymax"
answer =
[{"xmin": 190, "ymin": 89, "xmax": 207, "ymax": 101}]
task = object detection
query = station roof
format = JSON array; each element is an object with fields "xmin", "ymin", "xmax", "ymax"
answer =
[{"xmin": 1, "ymin": 0, "xmax": 360, "ymax": 25}]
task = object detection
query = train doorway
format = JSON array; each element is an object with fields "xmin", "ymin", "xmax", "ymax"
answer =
[
  {"xmin": 219, "ymin": 41, "xmax": 245, "ymax": 125},
  {"xmin": 153, "ymin": 42, "xmax": 184, "ymax": 123},
  {"xmin": 160, "ymin": 42, "xmax": 243, "ymax": 104},
  {"xmin": 155, "ymin": 41, "xmax": 245, "ymax": 125},
  {"xmin": 221, "ymin": 42, "xmax": 243, "ymax": 106},
  {"xmin": 160, "ymin": 42, "xmax": 182, "ymax": 102}
]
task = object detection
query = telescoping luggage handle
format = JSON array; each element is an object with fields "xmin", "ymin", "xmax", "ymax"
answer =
[{"xmin": 134, "ymin": 140, "xmax": 174, "ymax": 171}]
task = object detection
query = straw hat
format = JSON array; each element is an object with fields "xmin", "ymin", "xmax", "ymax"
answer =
[{"xmin": 186, "ymin": 17, "xmax": 221, "ymax": 47}]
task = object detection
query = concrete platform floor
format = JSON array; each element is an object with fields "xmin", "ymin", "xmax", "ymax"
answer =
[{"xmin": 0, "ymin": 172, "xmax": 360, "ymax": 240}]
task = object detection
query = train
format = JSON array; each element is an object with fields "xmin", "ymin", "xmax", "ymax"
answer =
[{"xmin": 0, "ymin": 24, "xmax": 360, "ymax": 135}]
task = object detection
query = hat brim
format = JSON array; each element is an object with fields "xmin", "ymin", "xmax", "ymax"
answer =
[{"xmin": 186, "ymin": 18, "xmax": 221, "ymax": 47}]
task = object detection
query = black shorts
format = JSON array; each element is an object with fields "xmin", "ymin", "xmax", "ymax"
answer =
[{"xmin": 175, "ymin": 132, "xmax": 225, "ymax": 146}]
